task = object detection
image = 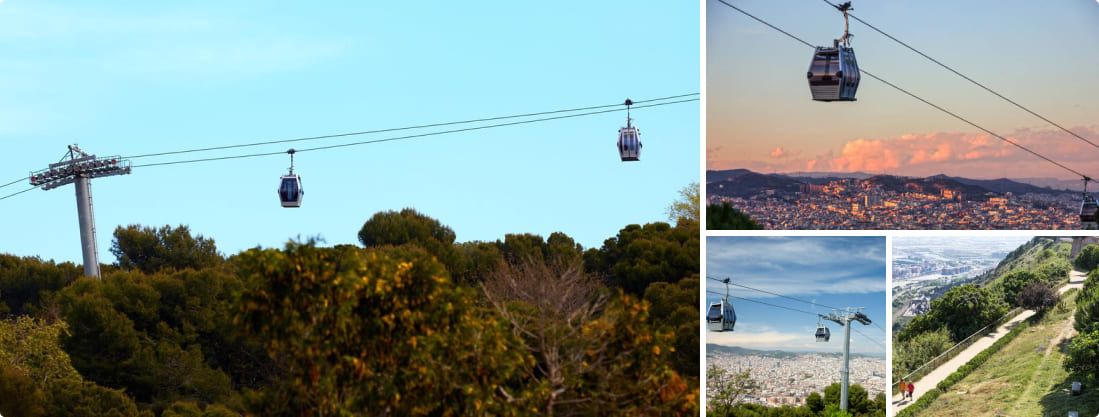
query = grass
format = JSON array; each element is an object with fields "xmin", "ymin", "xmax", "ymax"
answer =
[{"xmin": 917, "ymin": 291, "xmax": 1099, "ymax": 417}]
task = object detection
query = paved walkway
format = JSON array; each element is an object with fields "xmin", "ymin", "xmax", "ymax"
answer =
[{"xmin": 891, "ymin": 271, "xmax": 1087, "ymax": 415}]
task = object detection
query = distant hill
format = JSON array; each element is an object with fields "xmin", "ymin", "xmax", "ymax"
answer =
[
  {"xmin": 706, "ymin": 344, "xmax": 884, "ymax": 359},
  {"xmin": 706, "ymin": 169, "xmax": 1070, "ymax": 200},
  {"xmin": 927, "ymin": 174, "xmax": 1063, "ymax": 195},
  {"xmin": 971, "ymin": 237, "xmax": 1065, "ymax": 287}
]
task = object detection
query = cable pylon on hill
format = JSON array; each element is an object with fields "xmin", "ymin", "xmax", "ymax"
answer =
[
  {"xmin": 706, "ymin": 282, "xmax": 879, "ymax": 412},
  {"xmin": 27, "ymin": 145, "xmax": 132, "ymax": 277},
  {"xmin": 823, "ymin": 308, "xmax": 873, "ymax": 412}
]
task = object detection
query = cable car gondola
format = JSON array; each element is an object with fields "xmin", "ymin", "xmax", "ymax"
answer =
[
  {"xmin": 617, "ymin": 99, "xmax": 641, "ymax": 161},
  {"xmin": 807, "ymin": 2, "xmax": 860, "ymax": 102},
  {"xmin": 278, "ymin": 149, "xmax": 304, "ymax": 208},
  {"xmin": 707, "ymin": 278, "xmax": 737, "ymax": 332},
  {"xmin": 815, "ymin": 320, "xmax": 831, "ymax": 342},
  {"xmin": 1082, "ymin": 178, "xmax": 1097, "ymax": 229}
]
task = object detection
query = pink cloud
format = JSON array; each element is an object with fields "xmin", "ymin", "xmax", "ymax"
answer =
[{"xmin": 709, "ymin": 125, "xmax": 1099, "ymax": 179}]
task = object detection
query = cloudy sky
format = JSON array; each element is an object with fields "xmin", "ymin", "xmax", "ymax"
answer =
[
  {"xmin": 707, "ymin": 0, "xmax": 1099, "ymax": 180},
  {"xmin": 0, "ymin": 1, "xmax": 698, "ymax": 263},
  {"xmin": 706, "ymin": 236, "xmax": 887, "ymax": 355}
]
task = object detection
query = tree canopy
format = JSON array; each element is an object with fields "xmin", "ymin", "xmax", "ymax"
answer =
[
  {"xmin": 111, "ymin": 225, "xmax": 222, "ymax": 274},
  {"xmin": 0, "ymin": 206, "xmax": 699, "ymax": 416},
  {"xmin": 706, "ymin": 203, "xmax": 762, "ymax": 230}
]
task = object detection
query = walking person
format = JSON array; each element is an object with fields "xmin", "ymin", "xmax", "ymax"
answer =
[
  {"xmin": 898, "ymin": 380, "xmax": 908, "ymax": 401},
  {"xmin": 907, "ymin": 381, "xmax": 915, "ymax": 400}
]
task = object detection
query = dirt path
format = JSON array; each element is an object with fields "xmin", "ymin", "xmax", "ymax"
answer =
[
  {"xmin": 1008, "ymin": 306, "xmax": 1077, "ymax": 414},
  {"xmin": 1061, "ymin": 270, "xmax": 1087, "ymax": 294},
  {"xmin": 892, "ymin": 273, "xmax": 1085, "ymax": 415},
  {"xmin": 892, "ymin": 309, "xmax": 1035, "ymax": 413}
]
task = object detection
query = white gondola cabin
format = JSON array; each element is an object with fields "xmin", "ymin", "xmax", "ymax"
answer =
[
  {"xmin": 815, "ymin": 325, "xmax": 831, "ymax": 342},
  {"xmin": 808, "ymin": 2, "xmax": 860, "ymax": 102},
  {"xmin": 278, "ymin": 149, "xmax": 304, "ymax": 208},
  {"xmin": 618, "ymin": 98, "xmax": 641, "ymax": 161},
  {"xmin": 707, "ymin": 300, "xmax": 736, "ymax": 332}
]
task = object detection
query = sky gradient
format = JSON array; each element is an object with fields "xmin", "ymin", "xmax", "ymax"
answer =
[
  {"xmin": 706, "ymin": 236, "xmax": 887, "ymax": 355},
  {"xmin": 0, "ymin": 1, "xmax": 699, "ymax": 264},
  {"xmin": 708, "ymin": 0, "xmax": 1099, "ymax": 180}
]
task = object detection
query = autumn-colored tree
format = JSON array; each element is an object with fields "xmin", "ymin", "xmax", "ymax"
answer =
[
  {"xmin": 0, "ymin": 316, "xmax": 149, "ymax": 417},
  {"xmin": 236, "ymin": 242, "xmax": 533, "ymax": 416}
]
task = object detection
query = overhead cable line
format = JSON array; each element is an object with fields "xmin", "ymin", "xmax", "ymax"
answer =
[
  {"xmin": 817, "ymin": 0, "xmax": 1099, "ymax": 150},
  {"xmin": 853, "ymin": 327, "xmax": 886, "ymax": 348},
  {"xmin": 132, "ymin": 98, "xmax": 699, "ymax": 169},
  {"xmin": 705, "ymin": 289, "xmax": 885, "ymax": 347},
  {"xmin": 707, "ymin": 290, "xmax": 820, "ymax": 317},
  {"xmin": 713, "ymin": 0, "xmax": 1095, "ymax": 181},
  {"xmin": 708, "ymin": 275, "xmax": 842, "ymax": 311},
  {"xmin": 0, "ymin": 186, "xmax": 38, "ymax": 202},
  {"xmin": 0, "ymin": 176, "xmax": 28, "ymax": 192},
  {"xmin": 123, "ymin": 93, "xmax": 699, "ymax": 160},
  {"xmin": 707, "ymin": 275, "xmax": 886, "ymax": 333}
]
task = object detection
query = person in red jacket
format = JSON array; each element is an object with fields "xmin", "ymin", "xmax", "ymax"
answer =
[{"xmin": 907, "ymin": 381, "xmax": 915, "ymax": 399}]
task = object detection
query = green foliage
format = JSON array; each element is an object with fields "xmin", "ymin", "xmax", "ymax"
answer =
[
  {"xmin": 43, "ymin": 378, "xmax": 150, "ymax": 417},
  {"xmin": 56, "ymin": 269, "xmax": 249, "ymax": 410},
  {"xmin": 1064, "ymin": 329, "xmax": 1099, "ymax": 377},
  {"xmin": 644, "ymin": 276, "xmax": 699, "ymax": 378},
  {"xmin": 892, "ymin": 327, "xmax": 953, "ymax": 381},
  {"xmin": 161, "ymin": 401, "xmax": 237, "ymax": 417},
  {"xmin": 999, "ymin": 270, "xmax": 1039, "ymax": 306},
  {"xmin": 708, "ymin": 383, "xmax": 880, "ymax": 417},
  {"xmin": 451, "ymin": 240, "xmax": 505, "ymax": 284},
  {"xmin": 0, "ymin": 254, "xmax": 82, "ymax": 316},
  {"xmin": 893, "ymin": 388, "xmax": 942, "ymax": 417},
  {"xmin": 706, "ymin": 203, "xmax": 762, "ymax": 230},
  {"xmin": 1077, "ymin": 276, "xmax": 1099, "ymax": 335},
  {"xmin": 898, "ymin": 285, "xmax": 1008, "ymax": 342},
  {"xmin": 2, "ymin": 208, "xmax": 699, "ymax": 415},
  {"xmin": 821, "ymin": 404, "xmax": 853, "ymax": 417},
  {"xmin": 667, "ymin": 182, "xmax": 700, "ymax": 224},
  {"xmin": 499, "ymin": 232, "xmax": 583, "ymax": 266},
  {"xmin": 1070, "ymin": 271, "xmax": 1099, "ymax": 379},
  {"xmin": 806, "ymin": 392, "xmax": 824, "ymax": 413},
  {"xmin": 1036, "ymin": 257, "xmax": 1071, "ymax": 284},
  {"xmin": 357, "ymin": 208, "xmax": 461, "ymax": 270},
  {"xmin": 236, "ymin": 243, "xmax": 531, "ymax": 416},
  {"xmin": 0, "ymin": 316, "xmax": 80, "ymax": 384},
  {"xmin": 0, "ymin": 364, "xmax": 47, "ymax": 417},
  {"xmin": 111, "ymin": 225, "xmax": 222, "ymax": 274},
  {"xmin": 706, "ymin": 365, "xmax": 755, "ymax": 410},
  {"xmin": 1075, "ymin": 244, "xmax": 1099, "ymax": 271},
  {"xmin": 822, "ymin": 383, "xmax": 880, "ymax": 416},
  {"xmin": 934, "ymin": 321, "xmax": 1027, "ymax": 392},
  {"xmin": 0, "ymin": 316, "xmax": 149, "ymax": 417},
  {"xmin": 584, "ymin": 221, "xmax": 699, "ymax": 296}
]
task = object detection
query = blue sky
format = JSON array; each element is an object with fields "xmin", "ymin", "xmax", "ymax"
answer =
[
  {"xmin": 0, "ymin": 1, "xmax": 699, "ymax": 263},
  {"xmin": 707, "ymin": 236, "xmax": 887, "ymax": 355},
  {"xmin": 708, "ymin": 0, "xmax": 1099, "ymax": 180}
]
